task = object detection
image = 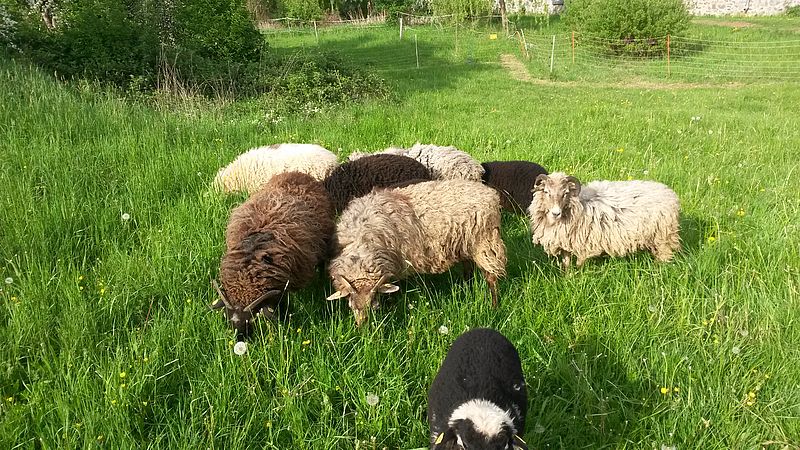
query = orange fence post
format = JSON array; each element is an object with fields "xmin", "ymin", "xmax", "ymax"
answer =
[
  {"xmin": 572, "ymin": 31, "xmax": 575, "ymax": 64},
  {"xmin": 667, "ymin": 34, "xmax": 671, "ymax": 76}
]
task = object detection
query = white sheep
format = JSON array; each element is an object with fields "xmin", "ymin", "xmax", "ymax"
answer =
[
  {"xmin": 528, "ymin": 172, "xmax": 680, "ymax": 269},
  {"xmin": 213, "ymin": 143, "xmax": 339, "ymax": 194},
  {"xmin": 348, "ymin": 143, "xmax": 484, "ymax": 181}
]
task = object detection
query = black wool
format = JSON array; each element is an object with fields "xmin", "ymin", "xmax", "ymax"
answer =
[{"xmin": 481, "ymin": 161, "xmax": 548, "ymax": 214}]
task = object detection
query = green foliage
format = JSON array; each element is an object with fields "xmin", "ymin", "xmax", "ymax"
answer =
[
  {"xmin": 565, "ymin": 0, "xmax": 689, "ymax": 55},
  {"xmin": 429, "ymin": 0, "xmax": 491, "ymax": 21},
  {"xmin": 786, "ymin": 5, "xmax": 800, "ymax": 17},
  {"xmin": 279, "ymin": 0, "xmax": 323, "ymax": 20}
]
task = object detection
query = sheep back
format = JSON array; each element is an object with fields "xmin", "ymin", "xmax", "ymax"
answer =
[
  {"xmin": 213, "ymin": 143, "xmax": 339, "ymax": 194},
  {"xmin": 221, "ymin": 171, "xmax": 335, "ymax": 309},
  {"xmin": 323, "ymin": 154, "xmax": 431, "ymax": 213},
  {"xmin": 428, "ymin": 328, "xmax": 527, "ymax": 447},
  {"xmin": 350, "ymin": 143, "xmax": 484, "ymax": 181},
  {"xmin": 481, "ymin": 160, "xmax": 549, "ymax": 213}
]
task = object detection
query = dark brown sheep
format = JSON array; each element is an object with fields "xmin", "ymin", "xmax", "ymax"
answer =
[
  {"xmin": 323, "ymin": 154, "xmax": 432, "ymax": 213},
  {"xmin": 212, "ymin": 171, "xmax": 334, "ymax": 337},
  {"xmin": 481, "ymin": 161, "xmax": 549, "ymax": 214}
]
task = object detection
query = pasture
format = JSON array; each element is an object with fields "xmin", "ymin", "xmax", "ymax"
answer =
[{"xmin": 1, "ymin": 16, "xmax": 800, "ymax": 449}]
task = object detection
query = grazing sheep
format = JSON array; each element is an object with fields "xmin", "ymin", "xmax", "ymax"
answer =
[
  {"xmin": 428, "ymin": 328, "xmax": 528, "ymax": 450},
  {"xmin": 327, "ymin": 180, "xmax": 506, "ymax": 326},
  {"xmin": 349, "ymin": 143, "xmax": 484, "ymax": 181},
  {"xmin": 528, "ymin": 172, "xmax": 680, "ymax": 269},
  {"xmin": 212, "ymin": 172, "xmax": 335, "ymax": 337},
  {"xmin": 481, "ymin": 161, "xmax": 549, "ymax": 213},
  {"xmin": 213, "ymin": 143, "xmax": 339, "ymax": 194},
  {"xmin": 323, "ymin": 154, "xmax": 432, "ymax": 213}
]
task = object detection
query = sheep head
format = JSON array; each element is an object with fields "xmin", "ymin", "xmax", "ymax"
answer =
[
  {"xmin": 327, "ymin": 274, "xmax": 399, "ymax": 326},
  {"xmin": 433, "ymin": 422, "xmax": 528, "ymax": 450},
  {"xmin": 532, "ymin": 172, "xmax": 581, "ymax": 223},
  {"xmin": 210, "ymin": 280, "xmax": 281, "ymax": 338}
]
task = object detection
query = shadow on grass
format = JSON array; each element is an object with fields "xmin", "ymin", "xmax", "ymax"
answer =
[
  {"xmin": 525, "ymin": 334, "xmax": 653, "ymax": 448},
  {"xmin": 680, "ymin": 213, "xmax": 712, "ymax": 254}
]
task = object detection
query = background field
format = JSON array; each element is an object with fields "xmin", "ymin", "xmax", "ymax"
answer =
[{"xmin": 1, "ymin": 16, "xmax": 800, "ymax": 449}]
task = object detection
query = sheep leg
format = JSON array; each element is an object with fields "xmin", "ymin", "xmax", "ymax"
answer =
[
  {"xmin": 462, "ymin": 260, "xmax": 475, "ymax": 281},
  {"xmin": 480, "ymin": 269, "xmax": 500, "ymax": 308},
  {"xmin": 560, "ymin": 252, "xmax": 572, "ymax": 270}
]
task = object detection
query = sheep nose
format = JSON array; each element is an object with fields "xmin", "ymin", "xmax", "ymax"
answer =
[{"xmin": 549, "ymin": 207, "xmax": 562, "ymax": 218}]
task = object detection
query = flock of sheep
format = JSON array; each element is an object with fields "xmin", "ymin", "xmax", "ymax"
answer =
[{"xmin": 209, "ymin": 142, "xmax": 682, "ymax": 449}]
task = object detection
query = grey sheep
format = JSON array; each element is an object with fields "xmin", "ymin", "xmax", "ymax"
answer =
[
  {"xmin": 327, "ymin": 180, "xmax": 507, "ymax": 326},
  {"xmin": 528, "ymin": 172, "xmax": 681, "ymax": 269},
  {"xmin": 428, "ymin": 328, "xmax": 528, "ymax": 450},
  {"xmin": 323, "ymin": 153, "xmax": 432, "ymax": 213},
  {"xmin": 349, "ymin": 143, "xmax": 484, "ymax": 181}
]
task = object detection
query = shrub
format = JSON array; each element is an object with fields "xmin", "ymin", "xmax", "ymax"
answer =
[
  {"xmin": 0, "ymin": 3, "xmax": 18, "ymax": 52},
  {"xmin": 279, "ymin": 0, "xmax": 323, "ymax": 20},
  {"xmin": 565, "ymin": 0, "xmax": 689, "ymax": 56},
  {"xmin": 787, "ymin": 5, "xmax": 800, "ymax": 17},
  {"xmin": 429, "ymin": 0, "xmax": 491, "ymax": 21}
]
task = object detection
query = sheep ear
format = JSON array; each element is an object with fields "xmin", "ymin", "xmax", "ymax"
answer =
[
  {"xmin": 377, "ymin": 283, "xmax": 399, "ymax": 294},
  {"xmin": 433, "ymin": 428, "xmax": 458, "ymax": 449},
  {"xmin": 326, "ymin": 290, "xmax": 349, "ymax": 301},
  {"xmin": 565, "ymin": 176, "xmax": 581, "ymax": 194},
  {"xmin": 512, "ymin": 434, "xmax": 529, "ymax": 450},
  {"xmin": 533, "ymin": 173, "xmax": 548, "ymax": 190}
]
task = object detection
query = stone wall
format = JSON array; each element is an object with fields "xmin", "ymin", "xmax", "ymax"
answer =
[{"xmin": 498, "ymin": 0, "xmax": 800, "ymax": 16}]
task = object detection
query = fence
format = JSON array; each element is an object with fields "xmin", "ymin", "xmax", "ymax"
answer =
[{"xmin": 260, "ymin": 17, "xmax": 800, "ymax": 83}]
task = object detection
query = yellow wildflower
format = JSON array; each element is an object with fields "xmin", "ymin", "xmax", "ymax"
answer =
[
  {"xmin": 673, "ymin": 387, "xmax": 680, "ymax": 393},
  {"xmin": 119, "ymin": 372, "xmax": 127, "ymax": 379},
  {"xmin": 707, "ymin": 236, "xmax": 716, "ymax": 244},
  {"xmin": 302, "ymin": 340, "xmax": 311, "ymax": 345},
  {"xmin": 660, "ymin": 387, "xmax": 669, "ymax": 394}
]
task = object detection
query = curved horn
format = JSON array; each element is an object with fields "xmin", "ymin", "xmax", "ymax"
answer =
[
  {"xmin": 533, "ymin": 173, "xmax": 548, "ymax": 191},
  {"xmin": 370, "ymin": 274, "xmax": 390, "ymax": 292},
  {"xmin": 565, "ymin": 175, "xmax": 582, "ymax": 194},
  {"xmin": 210, "ymin": 280, "xmax": 231, "ymax": 310},
  {"xmin": 244, "ymin": 289, "xmax": 282, "ymax": 312}
]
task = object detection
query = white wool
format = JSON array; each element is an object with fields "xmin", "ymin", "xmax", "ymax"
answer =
[
  {"xmin": 449, "ymin": 399, "xmax": 515, "ymax": 437},
  {"xmin": 528, "ymin": 172, "xmax": 681, "ymax": 267},
  {"xmin": 213, "ymin": 143, "xmax": 339, "ymax": 194},
  {"xmin": 348, "ymin": 143, "xmax": 484, "ymax": 181}
]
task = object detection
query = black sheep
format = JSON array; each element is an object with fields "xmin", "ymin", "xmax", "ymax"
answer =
[
  {"xmin": 481, "ymin": 161, "xmax": 548, "ymax": 214},
  {"xmin": 428, "ymin": 328, "xmax": 528, "ymax": 450},
  {"xmin": 323, "ymin": 154, "xmax": 432, "ymax": 213}
]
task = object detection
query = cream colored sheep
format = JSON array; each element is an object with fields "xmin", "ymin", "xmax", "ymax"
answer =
[
  {"xmin": 213, "ymin": 143, "xmax": 339, "ymax": 194},
  {"xmin": 348, "ymin": 143, "xmax": 484, "ymax": 181},
  {"xmin": 528, "ymin": 172, "xmax": 680, "ymax": 268}
]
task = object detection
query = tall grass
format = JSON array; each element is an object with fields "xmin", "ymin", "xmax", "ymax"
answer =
[{"xmin": 1, "ymin": 18, "xmax": 799, "ymax": 449}]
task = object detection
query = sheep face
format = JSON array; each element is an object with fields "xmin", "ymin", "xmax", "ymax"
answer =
[
  {"xmin": 210, "ymin": 280, "xmax": 281, "ymax": 338},
  {"xmin": 433, "ymin": 421, "xmax": 528, "ymax": 450},
  {"xmin": 327, "ymin": 273, "xmax": 399, "ymax": 326},
  {"xmin": 532, "ymin": 173, "xmax": 581, "ymax": 223}
]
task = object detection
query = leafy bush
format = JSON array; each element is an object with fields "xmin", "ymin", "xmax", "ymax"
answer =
[
  {"xmin": 279, "ymin": 0, "xmax": 323, "ymax": 20},
  {"xmin": 429, "ymin": 0, "xmax": 491, "ymax": 21},
  {"xmin": 0, "ymin": 3, "xmax": 18, "ymax": 52},
  {"xmin": 787, "ymin": 5, "xmax": 800, "ymax": 17},
  {"xmin": 565, "ymin": 0, "xmax": 689, "ymax": 56}
]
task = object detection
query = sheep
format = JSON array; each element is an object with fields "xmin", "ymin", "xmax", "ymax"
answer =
[
  {"xmin": 528, "ymin": 172, "xmax": 681, "ymax": 269},
  {"xmin": 326, "ymin": 179, "xmax": 507, "ymax": 326},
  {"xmin": 322, "ymin": 153, "xmax": 432, "ymax": 213},
  {"xmin": 481, "ymin": 161, "xmax": 549, "ymax": 213},
  {"xmin": 428, "ymin": 328, "xmax": 528, "ymax": 450},
  {"xmin": 211, "ymin": 171, "xmax": 335, "ymax": 337},
  {"xmin": 212, "ymin": 143, "xmax": 339, "ymax": 194},
  {"xmin": 349, "ymin": 143, "xmax": 484, "ymax": 181}
]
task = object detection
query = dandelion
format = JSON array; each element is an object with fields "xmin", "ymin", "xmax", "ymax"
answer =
[
  {"xmin": 616, "ymin": 147, "xmax": 624, "ymax": 153},
  {"xmin": 302, "ymin": 339, "xmax": 311, "ymax": 346},
  {"xmin": 296, "ymin": 327, "xmax": 302, "ymax": 333},
  {"xmin": 78, "ymin": 275, "xmax": 84, "ymax": 281},
  {"xmin": 643, "ymin": 170, "xmax": 650, "ymax": 175},
  {"xmin": 121, "ymin": 213, "xmax": 131, "ymax": 221},
  {"xmin": 707, "ymin": 236, "xmax": 716, "ymax": 244},
  {"xmin": 737, "ymin": 209, "xmax": 745, "ymax": 217},
  {"xmin": 702, "ymin": 319, "xmax": 709, "ymax": 326},
  {"xmin": 142, "ymin": 401, "xmax": 148, "ymax": 406},
  {"xmin": 660, "ymin": 387, "xmax": 669, "ymax": 395},
  {"xmin": 660, "ymin": 445, "xmax": 676, "ymax": 450},
  {"xmin": 708, "ymin": 130, "xmax": 713, "ymax": 135},
  {"xmin": 120, "ymin": 383, "xmax": 127, "ymax": 389},
  {"xmin": 233, "ymin": 341, "xmax": 248, "ymax": 356},
  {"xmin": 731, "ymin": 346, "xmax": 741, "ymax": 355},
  {"xmin": 5, "ymin": 396, "xmax": 13, "ymax": 403},
  {"xmin": 143, "ymin": 356, "xmax": 149, "ymax": 363},
  {"xmin": 4, "ymin": 277, "xmax": 12, "ymax": 285},
  {"xmin": 673, "ymin": 387, "xmax": 680, "ymax": 393},
  {"xmin": 748, "ymin": 391, "xmax": 756, "ymax": 399},
  {"xmin": 119, "ymin": 372, "xmax": 127, "ymax": 379},
  {"xmin": 97, "ymin": 435, "xmax": 104, "ymax": 442},
  {"xmin": 739, "ymin": 329, "xmax": 749, "ymax": 337},
  {"xmin": 366, "ymin": 393, "xmax": 380, "ymax": 407},
  {"xmin": 438, "ymin": 325, "xmax": 449, "ymax": 335}
]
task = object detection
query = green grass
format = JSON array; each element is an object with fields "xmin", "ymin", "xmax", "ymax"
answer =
[{"xmin": 2, "ymin": 17, "xmax": 800, "ymax": 449}]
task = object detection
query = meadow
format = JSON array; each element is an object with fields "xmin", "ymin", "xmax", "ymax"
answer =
[{"xmin": 1, "ymin": 16, "xmax": 800, "ymax": 449}]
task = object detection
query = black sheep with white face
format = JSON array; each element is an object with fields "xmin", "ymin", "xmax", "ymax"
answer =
[{"xmin": 428, "ymin": 328, "xmax": 528, "ymax": 450}]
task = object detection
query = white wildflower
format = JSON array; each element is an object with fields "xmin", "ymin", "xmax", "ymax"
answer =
[
  {"xmin": 438, "ymin": 325, "xmax": 449, "ymax": 335},
  {"xmin": 4, "ymin": 277, "xmax": 11, "ymax": 285},
  {"xmin": 365, "ymin": 393, "xmax": 379, "ymax": 407},
  {"xmin": 731, "ymin": 346, "xmax": 741, "ymax": 355},
  {"xmin": 233, "ymin": 341, "xmax": 248, "ymax": 356},
  {"xmin": 121, "ymin": 213, "xmax": 131, "ymax": 221}
]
